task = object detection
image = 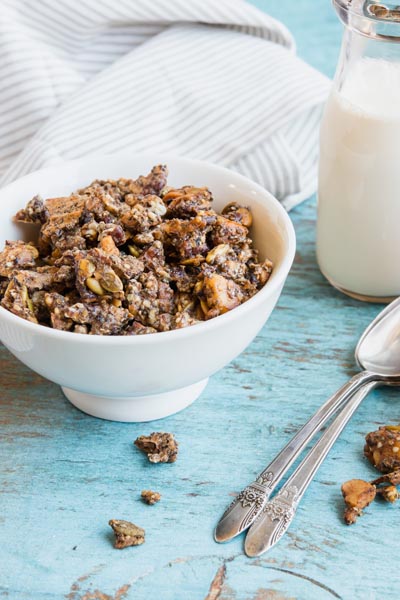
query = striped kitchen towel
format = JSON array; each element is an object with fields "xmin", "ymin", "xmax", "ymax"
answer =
[{"xmin": 0, "ymin": 0, "xmax": 330, "ymax": 210}]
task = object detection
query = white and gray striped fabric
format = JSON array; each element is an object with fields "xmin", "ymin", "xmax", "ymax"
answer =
[{"xmin": 0, "ymin": 0, "xmax": 330, "ymax": 210}]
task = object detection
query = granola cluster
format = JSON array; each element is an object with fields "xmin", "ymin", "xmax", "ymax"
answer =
[
  {"xmin": 341, "ymin": 479, "xmax": 377, "ymax": 525},
  {"xmin": 134, "ymin": 432, "xmax": 178, "ymax": 464},
  {"xmin": 108, "ymin": 519, "xmax": 145, "ymax": 549},
  {"xmin": 364, "ymin": 425, "xmax": 400, "ymax": 473},
  {"xmin": 0, "ymin": 165, "xmax": 273, "ymax": 335},
  {"xmin": 141, "ymin": 490, "xmax": 161, "ymax": 505},
  {"xmin": 341, "ymin": 424, "xmax": 400, "ymax": 525}
]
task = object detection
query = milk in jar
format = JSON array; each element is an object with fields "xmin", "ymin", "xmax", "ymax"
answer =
[
  {"xmin": 317, "ymin": 59, "xmax": 400, "ymax": 299},
  {"xmin": 317, "ymin": 1, "xmax": 400, "ymax": 302}
]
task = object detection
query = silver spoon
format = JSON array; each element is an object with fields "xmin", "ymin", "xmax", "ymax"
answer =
[
  {"xmin": 244, "ymin": 382, "xmax": 375, "ymax": 556},
  {"xmin": 215, "ymin": 296, "xmax": 400, "ymax": 544}
]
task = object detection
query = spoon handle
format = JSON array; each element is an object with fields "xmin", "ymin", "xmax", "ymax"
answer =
[
  {"xmin": 244, "ymin": 381, "xmax": 377, "ymax": 557},
  {"xmin": 214, "ymin": 369, "xmax": 374, "ymax": 543}
]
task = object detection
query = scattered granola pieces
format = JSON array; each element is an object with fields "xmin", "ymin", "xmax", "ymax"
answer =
[
  {"xmin": 0, "ymin": 165, "xmax": 274, "ymax": 335},
  {"xmin": 340, "ymin": 427, "xmax": 400, "ymax": 525},
  {"xmin": 134, "ymin": 432, "xmax": 178, "ymax": 463},
  {"xmin": 341, "ymin": 479, "xmax": 376, "ymax": 525},
  {"xmin": 141, "ymin": 490, "xmax": 161, "ymax": 505},
  {"xmin": 364, "ymin": 425, "xmax": 400, "ymax": 473},
  {"xmin": 108, "ymin": 519, "xmax": 145, "ymax": 549}
]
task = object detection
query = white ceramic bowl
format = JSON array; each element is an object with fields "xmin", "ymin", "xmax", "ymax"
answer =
[{"xmin": 0, "ymin": 154, "xmax": 295, "ymax": 422}]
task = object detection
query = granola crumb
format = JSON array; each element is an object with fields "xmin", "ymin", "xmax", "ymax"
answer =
[
  {"xmin": 340, "ymin": 469, "xmax": 400, "ymax": 524},
  {"xmin": 341, "ymin": 479, "xmax": 376, "ymax": 525},
  {"xmin": 371, "ymin": 468, "xmax": 400, "ymax": 487},
  {"xmin": 340, "ymin": 425, "xmax": 400, "ymax": 526},
  {"xmin": 141, "ymin": 489, "xmax": 161, "ymax": 505},
  {"xmin": 108, "ymin": 519, "xmax": 145, "ymax": 549},
  {"xmin": 134, "ymin": 432, "xmax": 178, "ymax": 463},
  {"xmin": 343, "ymin": 507, "xmax": 359, "ymax": 525},
  {"xmin": 377, "ymin": 485, "xmax": 399, "ymax": 503}
]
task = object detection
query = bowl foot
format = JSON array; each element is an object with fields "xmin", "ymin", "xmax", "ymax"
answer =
[{"xmin": 61, "ymin": 379, "xmax": 208, "ymax": 422}]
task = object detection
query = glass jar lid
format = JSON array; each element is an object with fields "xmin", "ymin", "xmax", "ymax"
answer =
[{"xmin": 334, "ymin": 1, "xmax": 400, "ymax": 39}]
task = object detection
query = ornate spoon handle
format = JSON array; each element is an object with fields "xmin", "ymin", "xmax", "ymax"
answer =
[
  {"xmin": 214, "ymin": 370, "xmax": 374, "ymax": 543},
  {"xmin": 244, "ymin": 381, "xmax": 376, "ymax": 557}
]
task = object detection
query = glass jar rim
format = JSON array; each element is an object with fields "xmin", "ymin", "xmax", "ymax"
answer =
[
  {"xmin": 333, "ymin": 1, "xmax": 400, "ymax": 41},
  {"xmin": 333, "ymin": 1, "xmax": 400, "ymax": 23}
]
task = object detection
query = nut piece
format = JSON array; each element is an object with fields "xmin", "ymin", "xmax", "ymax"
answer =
[
  {"xmin": 85, "ymin": 277, "xmax": 104, "ymax": 296},
  {"xmin": 206, "ymin": 244, "xmax": 231, "ymax": 265},
  {"xmin": 99, "ymin": 235, "xmax": 119, "ymax": 255},
  {"xmin": 79, "ymin": 258, "xmax": 95, "ymax": 277},
  {"xmin": 134, "ymin": 432, "xmax": 178, "ymax": 463},
  {"xmin": 128, "ymin": 244, "xmax": 140, "ymax": 257},
  {"xmin": 200, "ymin": 274, "xmax": 242, "ymax": 318},
  {"xmin": 141, "ymin": 490, "xmax": 161, "ymax": 505},
  {"xmin": 364, "ymin": 425, "xmax": 400, "ymax": 473},
  {"xmin": 108, "ymin": 519, "xmax": 145, "ymax": 549},
  {"xmin": 98, "ymin": 268, "xmax": 123, "ymax": 293},
  {"xmin": 341, "ymin": 479, "xmax": 376, "ymax": 525}
]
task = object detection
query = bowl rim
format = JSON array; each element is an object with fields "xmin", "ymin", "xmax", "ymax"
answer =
[{"xmin": 0, "ymin": 152, "xmax": 296, "ymax": 344}]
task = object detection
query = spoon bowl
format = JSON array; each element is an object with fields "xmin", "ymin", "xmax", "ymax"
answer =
[{"xmin": 356, "ymin": 296, "xmax": 400, "ymax": 378}]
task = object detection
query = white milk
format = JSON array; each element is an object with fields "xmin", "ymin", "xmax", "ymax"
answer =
[{"xmin": 317, "ymin": 58, "xmax": 400, "ymax": 299}]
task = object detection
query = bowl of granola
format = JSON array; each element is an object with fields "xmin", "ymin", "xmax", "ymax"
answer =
[{"xmin": 0, "ymin": 154, "xmax": 295, "ymax": 421}]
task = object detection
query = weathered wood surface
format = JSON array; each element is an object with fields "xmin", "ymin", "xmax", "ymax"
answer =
[{"xmin": 1, "ymin": 2, "xmax": 399, "ymax": 599}]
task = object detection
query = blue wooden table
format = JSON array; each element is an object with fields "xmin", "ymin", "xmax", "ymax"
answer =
[{"xmin": 1, "ymin": 2, "xmax": 399, "ymax": 599}]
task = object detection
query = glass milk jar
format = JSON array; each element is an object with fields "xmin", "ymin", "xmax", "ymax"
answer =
[{"xmin": 317, "ymin": 1, "xmax": 400, "ymax": 302}]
